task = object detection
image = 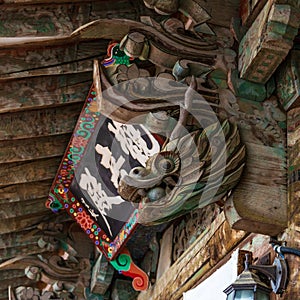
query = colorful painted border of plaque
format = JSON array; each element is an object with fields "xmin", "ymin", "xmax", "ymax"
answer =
[{"xmin": 47, "ymin": 85, "xmax": 139, "ymax": 260}]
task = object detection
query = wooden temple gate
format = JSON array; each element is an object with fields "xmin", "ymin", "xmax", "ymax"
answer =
[{"xmin": 0, "ymin": 0, "xmax": 299, "ymax": 299}]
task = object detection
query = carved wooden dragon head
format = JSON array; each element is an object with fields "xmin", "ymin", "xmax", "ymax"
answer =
[{"xmin": 118, "ymin": 82, "xmax": 246, "ymax": 226}]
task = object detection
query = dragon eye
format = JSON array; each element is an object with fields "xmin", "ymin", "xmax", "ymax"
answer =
[
  {"xmin": 154, "ymin": 151, "xmax": 180, "ymax": 174},
  {"xmin": 129, "ymin": 167, "xmax": 145, "ymax": 178},
  {"xmin": 158, "ymin": 158, "xmax": 175, "ymax": 172}
]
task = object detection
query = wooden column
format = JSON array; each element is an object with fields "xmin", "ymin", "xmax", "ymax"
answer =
[
  {"xmin": 156, "ymin": 225, "xmax": 173, "ymax": 280},
  {"xmin": 280, "ymin": 106, "xmax": 300, "ymax": 299}
]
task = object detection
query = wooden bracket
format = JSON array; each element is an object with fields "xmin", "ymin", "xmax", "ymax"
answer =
[{"xmin": 110, "ymin": 248, "xmax": 149, "ymax": 291}]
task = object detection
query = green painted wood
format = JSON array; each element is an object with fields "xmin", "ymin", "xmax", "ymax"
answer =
[
  {"xmin": 91, "ymin": 253, "xmax": 114, "ymax": 295},
  {"xmin": 111, "ymin": 279, "xmax": 138, "ymax": 300},
  {"xmin": 0, "ymin": 134, "xmax": 71, "ymax": 163},
  {"xmin": 0, "ymin": 103, "xmax": 82, "ymax": 140},
  {"xmin": 277, "ymin": 50, "xmax": 300, "ymax": 110},
  {"xmin": 230, "ymin": 70, "xmax": 267, "ymax": 102},
  {"xmin": 239, "ymin": 2, "xmax": 300, "ymax": 83},
  {"xmin": 276, "ymin": 0, "xmax": 300, "ymax": 9}
]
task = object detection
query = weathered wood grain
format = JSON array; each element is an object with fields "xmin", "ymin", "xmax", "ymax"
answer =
[
  {"xmin": 0, "ymin": 277, "xmax": 32, "ymax": 291},
  {"xmin": 224, "ymin": 141, "xmax": 287, "ymax": 236},
  {"xmin": 240, "ymin": 0, "xmax": 268, "ymax": 27},
  {"xmin": 0, "ymin": 281, "xmax": 32, "ymax": 300},
  {"xmin": 280, "ymin": 214, "xmax": 300, "ymax": 300},
  {"xmin": 91, "ymin": 0, "xmax": 138, "ymax": 20},
  {"xmin": 239, "ymin": 2, "xmax": 300, "ymax": 83},
  {"xmin": 77, "ymin": 18, "xmax": 218, "ymax": 62},
  {"xmin": 0, "ymin": 270, "xmax": 24, "ymax": 281},
  {"xmin": 0, "ymin": 73, "xmax": 91, "ymax": 113},
  {"xmin": 1, "ymin": 0, "xmax": 126, "ymax": 3},
  {"xmin": 0, "ymin": 103, "xmax": 82, "ymax": 140},
  {"xmin": 0, "ymin": 180, "xmax": 52, "ymax": 204},
  {"xmin": 219, "ymin": 90, "xmax": 286, "ymax": 148},
  {"xmin": 0, "ymin": 0, "xmax": 190, "ymax": 295},
  {"xmin": 277, "ymin": 50, "xmax": 300, "ymax": 111},
  {"xmin": 241, "ymin": 142, "xmax": 286, "ymax": 187},
  {"xmin": 0, "ymin": 1, "xmax": 137, "ymax": 52},
  {"xmin": 0, "ymin": 60, "xmax": 94, "ymax": 81},
  {"xmin": 186, "ymin": 0, "xmax": 240, "ymax": 28},
  {"xmin": 156, "ymin": 225, "xmax": 173, "ymax": 280},
  {"xmin": 0, "ymin": 157, "xmax": 62, "ymax": 186},
  {"xmin": 0, "ymin": 134, "xmax": 71, "ymax": 163},
  {"xmin": 0, "ymin": 40, "xmax": 107, "ymax": 75},
  {"xmin": 111, "ymin": 279, "xmax": 139, "ymax": 300},
  {"xmin": 0, "ymin": 1, "xmax": 292, "ymax": 297},
  {"xmin": 0, "ymin": 230, "xmax": 41, "ymax": 250},
  {"xmin": 0, "ymin": 211, "xmax": 51, "ymax": 234},
  {"xmin": 137, "ymin": 213, "xmax": 247, "ymax": 300},
  {"xmin": 0, "ymin": 4, "xmax": 91, "ymax": 37},
  {"xmin": 280, "ymin": 106, "xmax": 300, "ymax": 299},
  {"xmin": 0, "ymin": 244, "xmax": 46, "ymax": 264},
  {"xmin": 0, "ymin": 197, "xmax": 48, "ymax": 219},
  {"xmin": 0, "ymin": 35, "xmax": 74, "ymax": 49},
  {"xmin": 172, "ymin": 205, "xmax": 220, "ymax": 262}
]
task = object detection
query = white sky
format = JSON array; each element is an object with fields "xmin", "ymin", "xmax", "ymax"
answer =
[{"xmin": 183, "ymin": 249, "xmax": 239, "ymax": 300}]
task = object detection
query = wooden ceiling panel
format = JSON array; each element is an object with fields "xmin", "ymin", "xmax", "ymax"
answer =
[
  {"xmin": 0, "ymin": 103, "xmax": 82, "ymax": 140},
  {"xmin": 0, "ymin": 134, "xmax": 71, "ymax": 164},
  {"xmin": 0, "ymin": 197, "xmax": 49, "ymax": 219},
  {"xmin": 0, "ymin": 73, "xmax": 91, "ymax": 113},
  {"xmin": 0, "ymin": 4, "xmax": 93, "ymax": 37},
  {"xmin": 0, "ymin": 244, "xmax": 46, "ymax": 263},
  {"xmin": 0, "ymin": 229, "xmax": 42, "ymax": 250},
  {"xmin": 0, "ymin": 211, "xmax": 51, "ymax": 235},
  {"xmin": 0, "ymin": 180, "xmax": 53, "ymax": 204},
  {"xmin": 0, "ymin": 41, "xmax": 107, "ymax": 75},
  {"xmin": 0, "ymin": 157, "xmax": 63, "ymax": 187}
]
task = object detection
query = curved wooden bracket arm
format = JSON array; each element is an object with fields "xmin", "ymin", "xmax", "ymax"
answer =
[{"xmin": 110, "ymin": 248, "xmax": 149, "ymax": 291}]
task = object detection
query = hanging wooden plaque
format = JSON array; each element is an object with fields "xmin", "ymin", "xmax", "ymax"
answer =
[{"xmin": 47, "ymin": 85, "xmax": 160, "ymax": 260}]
